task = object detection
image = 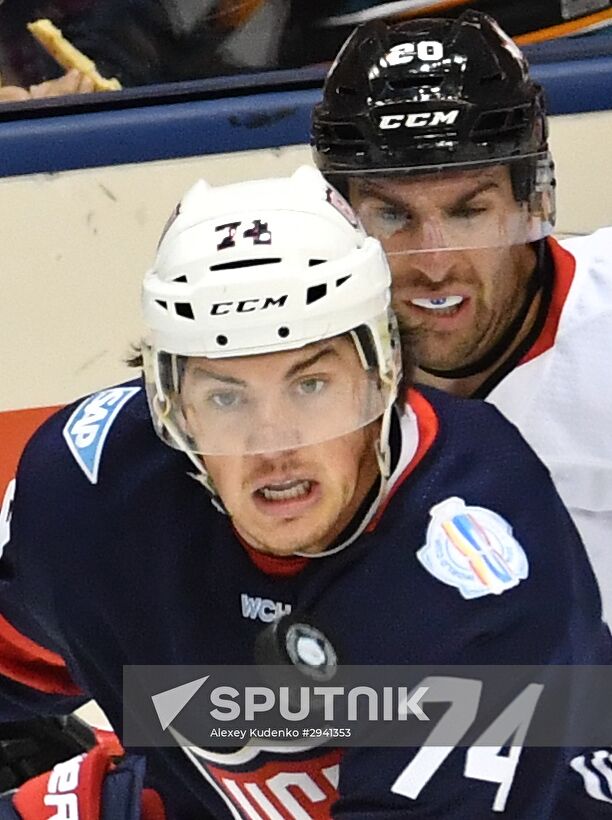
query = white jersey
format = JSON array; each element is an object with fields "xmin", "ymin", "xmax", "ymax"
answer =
[{"xmin": 488, "ymin": 228, "xmax": 612, "ymax": 623}]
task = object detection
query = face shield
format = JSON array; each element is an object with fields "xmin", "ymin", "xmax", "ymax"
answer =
[
  {"xmin": 336, "ymin": 153, "xmax": 555, "ymax": 258},
  {"xmin": 143, "ymin": 322, "xmax": 397, "ymax": 457}
]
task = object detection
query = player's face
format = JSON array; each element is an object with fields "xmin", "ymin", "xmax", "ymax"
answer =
[
  {"xmin": 349, "ymin": 166, "xmax": 537, "ymax": 371},
  {"xmin": 184, "ymin": 339, "xmax": 381, "ymax": 556}
]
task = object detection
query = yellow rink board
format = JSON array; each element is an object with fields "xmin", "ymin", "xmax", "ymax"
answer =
[{"xmin": 1, "ymin": 110, "xmax": 611, "ymax": 414}]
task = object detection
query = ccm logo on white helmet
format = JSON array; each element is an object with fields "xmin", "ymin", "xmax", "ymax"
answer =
[
  {"xmin": 211, "ymin": 295, "xmax": 288, "ymax": 315},
  {"xmin": 379, "ymin": 110, "xmax": 460, "ymax": 130}
]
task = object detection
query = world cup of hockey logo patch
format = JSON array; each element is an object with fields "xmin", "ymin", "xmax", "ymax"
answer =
[{"xmin": 416, "ymin": 497, "xmax": 529, "ymax": 599}]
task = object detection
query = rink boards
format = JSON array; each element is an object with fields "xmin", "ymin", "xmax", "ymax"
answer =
[{"xmin": 1, "ymin": 51, "xmax": 611, "ymax": 497}]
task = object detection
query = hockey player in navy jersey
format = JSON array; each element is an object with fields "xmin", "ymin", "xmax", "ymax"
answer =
[
  {"xmin": 0, "ymin": 167, "xmax": 611, "ymax": 818},
  {"xmin": 312, "ymin": 10, "xmax": 612, "ymax": 625}
]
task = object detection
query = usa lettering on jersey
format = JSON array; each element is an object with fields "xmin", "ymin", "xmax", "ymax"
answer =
[{"xmin": 186, "ymin": 745, "xmax": 342, "ymax": 820}]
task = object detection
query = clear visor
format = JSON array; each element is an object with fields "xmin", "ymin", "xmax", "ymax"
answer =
[
  {"xmin": 341, "ymin": 154, "xmax": 555, "ymax": 254},
  {"xmin": 144, "ymin": 334, "xmax": 393, "ymax": 456}
]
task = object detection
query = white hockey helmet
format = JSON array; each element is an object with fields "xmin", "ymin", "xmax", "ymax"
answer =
[{"xmin": 142, "ymin": 166, "xmax": 401, "ymax": 473}]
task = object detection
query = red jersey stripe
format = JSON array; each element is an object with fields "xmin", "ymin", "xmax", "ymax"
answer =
[
  {"xmin": 520, "ymin": 237, "xmax": 576, "ymax": 366},
  {"xmin": 0, "ymin": 613, "xmax": 81, "ymax": 696},
  {"xmin": 367, "ymin": 388, "xmax": 440, "ymax": 531}
]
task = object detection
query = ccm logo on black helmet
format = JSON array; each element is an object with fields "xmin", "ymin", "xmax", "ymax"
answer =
[
  {"xmin": 379, "ymin": 110, "xmax": 460, "ymax": 130},
  {"xmin": 211, "ymin": 295, "xmax": 288, "ymax": 315}
]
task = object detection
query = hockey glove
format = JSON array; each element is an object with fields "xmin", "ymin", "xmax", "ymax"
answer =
[{"xmin": 0, "ymin": 746, "xmax": 165, "ymax": 820}]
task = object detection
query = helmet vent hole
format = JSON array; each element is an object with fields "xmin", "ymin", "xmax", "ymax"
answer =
[
  {"xmin": 210, "ymin": 257, "xmax": 281, "ymax": 272},
  {"xmin": 155, "ymin": 300, "xmax": 168, "ymax": 310},
  {"xmin": 331, "ymin": 124, "xmax": 363, "ymax": 143},
  {"xmin": 278, "ymin": 327, "xmax": 290, "ymax": 338},
  {"xmin": 216, "ymin": 335, "xmax": 228, "ymax": 346},
  {"xmin": 174, "ymin": 302, "xmax": 194, "ymax": 320},
  {"xmin": 309, "ymin": 259, "xmax": 326, "ymax": 267},
  {"xmin": 306, "ymin": 283, "xmax": 327, "ymax": 304},
  {"xmin": 472, "ymin": 109, "xmax": 510, "ymax": 136},
  {"xmin": 388, "ymin": 76, "xmax": 442, "ymax": 90},
  {"xmin": 508, "ymin": 108, "xmax": 530, "ymax": 129},
  {"xmin": 336, "ymin": 275, "xmax": 351, "ymax": 287},
  {"xmin": 172, "ymin": 274, "xmax": 188, "ymax": 283}
]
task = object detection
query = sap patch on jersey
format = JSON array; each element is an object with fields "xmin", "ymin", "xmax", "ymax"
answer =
[
  {"xmin": 62, "ymin": 387, "xmax": 141, "ymax": 483},
  {"xmin": 416, "ymin": 497, "xmax": 529, "ymax": 599}
]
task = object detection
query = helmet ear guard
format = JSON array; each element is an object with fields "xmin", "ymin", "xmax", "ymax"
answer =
[{"xmin": 350, "ymin": 312, "xmax": 403, "ymax": 479}]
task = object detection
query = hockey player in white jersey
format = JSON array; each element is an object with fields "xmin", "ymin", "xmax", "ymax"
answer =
[{"xmin": 312, "ymin": 9, "xmax": 612, "ymax": 622}]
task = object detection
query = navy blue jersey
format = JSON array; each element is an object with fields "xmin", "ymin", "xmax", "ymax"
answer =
[{"xmin": 0, "ymin": 379, "xmax": 610, "ymax": 819}]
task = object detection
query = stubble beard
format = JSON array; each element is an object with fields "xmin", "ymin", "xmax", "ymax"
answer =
[
  {"xmin": 237, "ymin": 436, "xmax": 377, "ymax": 557},
  {"xmin": 407, "ymin": 278, "xmax": 526, "ymax": 372}
]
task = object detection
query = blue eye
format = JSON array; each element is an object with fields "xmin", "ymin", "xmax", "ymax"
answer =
[
  {"xmin": 209, "ymin": 391, "xmax": 243, "ymax": 409},
  {"xmin": 297, "ymin": 378, "xmax": 325, "ymax": 396},
  {"xmin": 377, "ymin": 206, "xmax": 407, "ymax": 225}
]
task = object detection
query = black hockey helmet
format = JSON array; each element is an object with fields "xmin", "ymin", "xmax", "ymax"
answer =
[{"xmin": 312, "ymin": 10, "xmax": 550, "ymax": 189}]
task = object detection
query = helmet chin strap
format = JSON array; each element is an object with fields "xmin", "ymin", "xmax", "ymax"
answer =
[
  {"xmin": 419, "ymin": 246, "xmax": 543, "ymax": 380},
  {"xmin": 154, "ymin": 390, "xmax": 228, "ymax": 513}
]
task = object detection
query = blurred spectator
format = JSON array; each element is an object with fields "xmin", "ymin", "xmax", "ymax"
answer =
[
  {"xmin": 0, "ymin": 68, "xmax": 94, "ymax": 101},
  {"xmin": 0, "ymin": 0, "xmax": 610, "ymax": 101},
  {"xmin": 63, "ymin": 0, "xmax": 291, "ymax": 85},
  {"xmin": 0, "ymin": 1, "xmax": 94, "ymax": 87},
  {"xmin": 0, "ymin": 0, "xmax": 292, "ymax": 94}
]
